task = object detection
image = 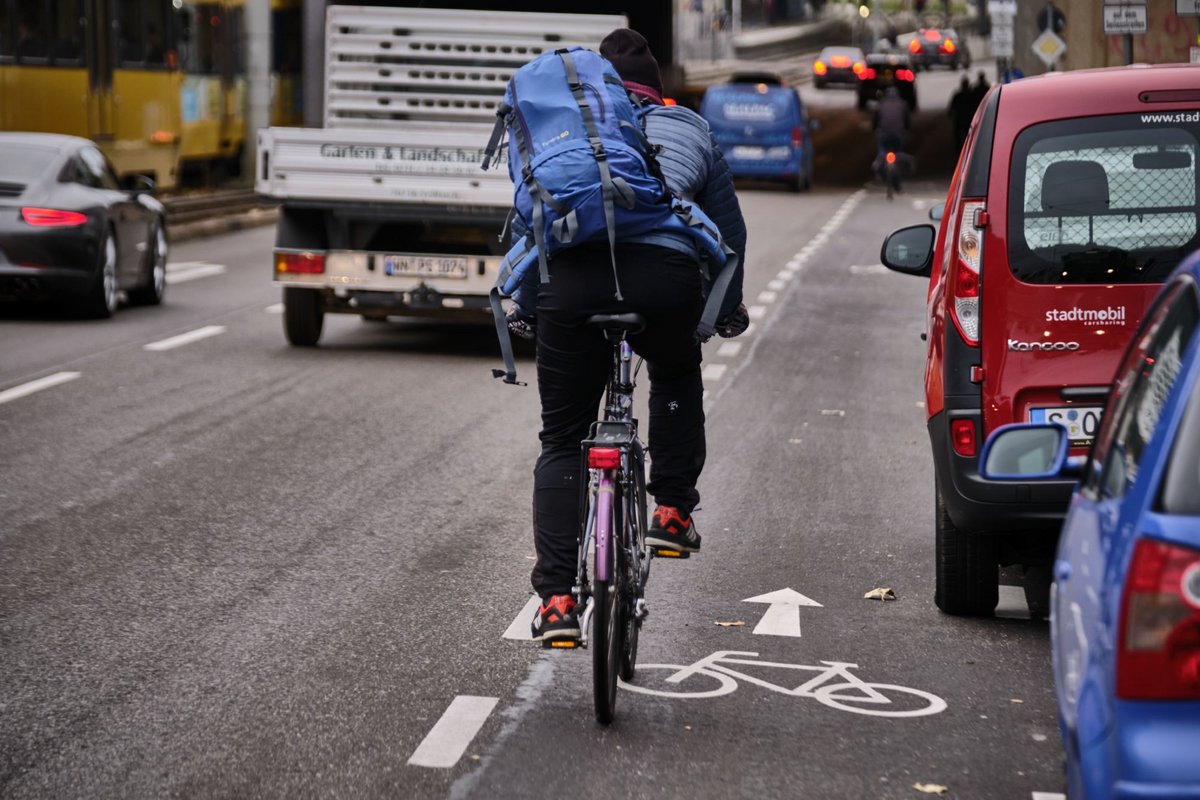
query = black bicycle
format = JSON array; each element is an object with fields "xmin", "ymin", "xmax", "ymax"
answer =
[{"xmin": 545, "ymin": 313, "xmax": 659, "ymax": 724}]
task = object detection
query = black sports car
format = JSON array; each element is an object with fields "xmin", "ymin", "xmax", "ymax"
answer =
[
  {"xmin": 856, "ymin": 53, "xmax": 918, "ymax": 111},
  {"xmin": 0, "ymin": 132, "xmax": 168, "ymax": 317}
]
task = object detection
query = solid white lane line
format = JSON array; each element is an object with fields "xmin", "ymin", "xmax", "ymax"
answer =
[
  {"xmin": 166, "ymin": 264, "xmax": 226, "ymax": 284},
  {"xmin": 144, "ymin": 325, "xmax": 226, "ymax": 352},
  {"xmin": 717, "ymin": 341, "xmax": 743, "ymax": 357},
  {"xmin": 264, "ymin": 303, "xmax": 284, "ymax": 314},
  {"xmin": 408, "ymin": 695, "xmax": 498, "ymax": 769},
  {"xmin": 702, "ymin": 363, "xmax": 727, "ymax": 380},
  {"xmin": 503, "ymin": 595, "xmax": 540, "ymax": 641},
  {"xmin": 0, "ymin": 371, "xmax": 81, "ymax": 405}
]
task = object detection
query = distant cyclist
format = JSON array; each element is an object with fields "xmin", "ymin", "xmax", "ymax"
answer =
[
  {"xmin": 873, "ymin": 86, "xmax": 910, "ymax": 159},
  {"xmin": 509, "ymin": 28, "xmax": 749, "ymax": 642}
]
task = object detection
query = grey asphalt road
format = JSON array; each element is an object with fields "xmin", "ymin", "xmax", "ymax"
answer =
[{"xmin": 0, "ymin": 67, "xmax": 1065, "ymax": 800}]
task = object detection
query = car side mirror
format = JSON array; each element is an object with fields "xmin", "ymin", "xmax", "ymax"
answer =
[
  {"xmin": 979, "ymin": 424, "xmax": 1068, "ymax": 480},
  {"xmin": 928, "ymin": 202, "xmax": 944, "ymax": 222},
  {"xmin": 123, "ymin": 174, "xmax": 156, "ymax": 195},
  {"xmin": 880, "ymin": 223, "xmax": 935, "ymax": 277}
]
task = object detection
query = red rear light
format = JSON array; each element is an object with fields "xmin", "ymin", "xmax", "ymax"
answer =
[
  {"xmin": 587, "ymin": 447, "xmax": 621, "ymax": 469},
  {"xmin": 791, "ymin": 126, "xmax": 804, "ymax": 148},
  {"xmin": 896, "ymin": 69, "xmax": 915, "ymax": 81},
  {"xmin": 941, "ymin": 39, "xmax": 956, "ymax": 54},
  {"xmin": 275, "ymin": 250, "xmax": 325, "ymax": 274},
  {"xmin": 813, "ymin": 61, "xmax": 828, "ymax": 76},
  {"xmin": 886, "ymin": 151, "xmax": 896, "ymax": 165},
  {"xmin": 924, "ymin": 29, "xmax": 941, "ymax": 41},
  {"xmin": 830, "ymin": 55, "xmax": 850, "ymax": 68},
  {"xmin": 949, "ymin": 200, "xmax": 984, "ymax": 346},
  {"xmin": 21, "ymin": 207, "xmax": 88, "ymax": 227},
  {"xmin": 1118, "ymin": 539, "xmax": 1200, "ymax": 700},
  {"xmin": 908, "ymin": 39, "xmax": 922, "ymax": 54},
  {"xmin": 950, "ymin": 419, "xmax": 976, "ymax": 456},
  {"xmin": 663, "ymin": 97, "xmax": 677, "ymax": 106},
  {"xmin": 860, "ymin": 68, "xmax": 876, "ymax": 80}
]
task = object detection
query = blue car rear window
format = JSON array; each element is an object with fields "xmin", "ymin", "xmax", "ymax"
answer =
[{"xmin": 702, "ymin": 88, "xmax": 797, "ymax": 125}]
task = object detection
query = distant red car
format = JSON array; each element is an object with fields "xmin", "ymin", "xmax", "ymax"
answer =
[{"xmin": 881, "ymin": 65, "xmax": 1200, "ymax": 615}]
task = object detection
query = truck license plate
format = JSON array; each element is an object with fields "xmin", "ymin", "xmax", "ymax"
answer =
[
  {"xmin": 1029, "ymin": 405, "xmax": 1104, "ymax": 447},
  {"xmin": 382, "ymin": 255, "xmax": 469, "ymax": 279}
]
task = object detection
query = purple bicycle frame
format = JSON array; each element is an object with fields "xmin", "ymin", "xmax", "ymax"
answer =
[{"xmin": 593, "ymin": 473, "xmax": 615, "ymax": 582}]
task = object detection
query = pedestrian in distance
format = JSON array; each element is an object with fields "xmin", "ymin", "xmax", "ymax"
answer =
[
  {"xmin": 970, "ymin": 70, "xmax": 991, "ymax": 112},
  {"xmin": 507, "ymin": 28, "xmax": 750, "ymax": 643},
  {"xmin": 948, "ymin": 74, "xmax": 974, "ymax": 152}
]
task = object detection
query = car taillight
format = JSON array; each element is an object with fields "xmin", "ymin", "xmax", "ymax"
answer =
[
  {"xmin": 950, "ymin": 200, "xmax": 984, "ymax": 346},
  {"xmin": 791, "ymin": 126, "xmax": 804, "ymax": 148},
  {"xmin": 813, "ymin": 61, "xmax": 828, "ymax": 76},
  {"xmin": 924, "ymin": 29, "xmax": 941, "ymax": 41},
  {"xmin": 896, "ymin": 69, "xmax": 915, "ymax": 81},
  {"xmin": 1117, "ymin": 539, "xmax": 1200, "ymax": 700},
  {"xmin": 21, "ymin": 207, "xmax": 88, "ymax": 227},
  {"xmin": 941, "ymin": 39, "xmax": 956, "ymax": 54},
  {"xmin": 587, "ymin": 447, "xmax": 621, "ymax": 469},
  {"xmin": 908, "ymin": 39, "xmax": 922, "ymax": 54},
  {"xmin": 830, "ymin": 55, "xmax": 851, "ymax": 68},
  {"xmin": 860, "ymin": 68, "xmax": 876, "ymax": 80},
  {"xmin": 275, "ymin": 250, "xmax": 325, "ymax": 274},
  {"xmin": 950, "ymin": 418, "xmax": 976, "ymax": 456},
  {"xmin": 852, "ymin": 61, "xmax": 865, "ymax": 75}
]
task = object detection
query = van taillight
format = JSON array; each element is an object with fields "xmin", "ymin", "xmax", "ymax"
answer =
[
  {"xmin": 950, "ymin": 200, "xmax": 984, "ymax": 346},
  {"xmin": 950, "ymin": 418, "xmax": 976, "ymax": 456},
  {"xmin": 275, "ymin": 250, "xmax": 325, "ymax": 274},
  {"xmin": 1117, "ymin": 539, "xmax": 1200, "ymax": 700},
  {"xmin": 791, "ymin": 127, "xmax": 804, "ymax": 148}
]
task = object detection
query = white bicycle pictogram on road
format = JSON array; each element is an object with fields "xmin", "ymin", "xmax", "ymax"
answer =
[{"xmin": 619, "ymin": 650, "xmax": 947, "ymax": 718}]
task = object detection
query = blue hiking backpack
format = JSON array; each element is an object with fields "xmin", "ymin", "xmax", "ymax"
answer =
[{"xmin": 481, "ymin": 46, "xmax": 738, "ymax": 384}]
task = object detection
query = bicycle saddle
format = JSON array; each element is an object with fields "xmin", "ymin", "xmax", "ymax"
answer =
[{"xmin": 587, "ymin": 313, "xmax": 646, "ymax": 335}]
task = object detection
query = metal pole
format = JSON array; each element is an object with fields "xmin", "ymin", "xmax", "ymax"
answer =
[
  {"xmin": 302, "ymin": 0, "xmax": 326, "ymax": 127},
  {"xmin": 242, "ymin": 0, "xmax": 269, "ymax": 181},
  {"xmin": 1123, "ymin": 32, "xmax": 1133, "ymax": 65}
]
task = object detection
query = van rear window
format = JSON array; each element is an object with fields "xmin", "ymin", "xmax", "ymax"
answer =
[
  {"xmin": 701, "ymin": 88, "xmax": 795, "ymax": 124},
  {"xmin": 1008, "ymin": 114, "xmax": 1200, "ymax": 285}
]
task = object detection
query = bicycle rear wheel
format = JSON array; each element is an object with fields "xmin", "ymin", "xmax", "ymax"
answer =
[
  {"xmin": 619, "ymin": 448, "xmax": 647, "ymax": 681},
  {"xmin": 592, "ymin": 474, "xmax": 624, "ymax": 724}
]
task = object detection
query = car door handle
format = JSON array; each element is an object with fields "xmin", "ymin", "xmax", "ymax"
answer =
[{"xmin": 1054, "ymin": 560, "xmax": 1072, "ymax": 582}]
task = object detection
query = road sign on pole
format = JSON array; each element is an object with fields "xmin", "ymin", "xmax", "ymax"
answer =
[
  {"xmin": 1177, "ymin": 0, "xmax": 1200, "ymax": 15},
  {"xmin": 1032, "ymin": 29, "xmax": 1067, "ymax": 66},
  {"xmin": 1104, "ymin": 3, "xmax": 1148, "ymax": 34}
]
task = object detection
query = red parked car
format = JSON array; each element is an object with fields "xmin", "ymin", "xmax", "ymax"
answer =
[{"xmin": 880, "ymin": 65, "xmax": 1200, "ymax": 615}]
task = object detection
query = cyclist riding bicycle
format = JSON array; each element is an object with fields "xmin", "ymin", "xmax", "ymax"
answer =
[{"xmin": 508, "ymin": 28, "xmax": 750, "ymax": 642}]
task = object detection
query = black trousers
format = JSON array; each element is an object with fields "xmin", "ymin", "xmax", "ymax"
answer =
[{"xmin": 531, "ymin": 243, "xmax": 706, "ymax": 598}]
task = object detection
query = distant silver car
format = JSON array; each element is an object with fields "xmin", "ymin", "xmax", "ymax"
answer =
[
  {"xmin": 812, "ymin": 46, "xmax": 865, "ymax": 89},
  {"xmin": 0, "ymin": 132, "xmax": 167, "ymax": 318},
  {"xmin": 906, "ymin": 28, "xmax": 970, "ymax": 71}
]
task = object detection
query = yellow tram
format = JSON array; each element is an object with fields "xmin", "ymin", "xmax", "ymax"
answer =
[{"xmin": 0, "ymin": 0, "xmax": 298, "ymax": 189}]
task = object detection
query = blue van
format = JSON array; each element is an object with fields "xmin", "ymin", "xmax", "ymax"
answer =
[{"xmin": 699, "ymin": 77, "xmax": 814, "ymax": 192}]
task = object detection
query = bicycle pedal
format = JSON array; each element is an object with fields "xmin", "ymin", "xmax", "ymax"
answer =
[
  {"xmin": 542, "ymin": 638, "xmax": 582, "ymax": 650},
  {"xmin": 652, "ymin": 548, "xmax": 690, "ymax": 559}
]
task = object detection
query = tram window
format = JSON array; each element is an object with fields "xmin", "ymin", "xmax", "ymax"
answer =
[
  {"xmin": 177, "ymin": 4, "xmax": 220, "ymax": 74},
  {"xmin": 48, "ymin": 0, "xmax": 83, "ymax": 65},
  {"xmin": 13, "ymin": 0, "xmax": 49, "ymax": 62},
  {"xmin": 116, "ymin": 0, "xmax": 170, "ymax": 67},
  {"xmin": 271, "ymin": 5, "xmax": 301, "ymax": 76}
]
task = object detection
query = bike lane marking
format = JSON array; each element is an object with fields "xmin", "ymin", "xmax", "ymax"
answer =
[
  {"xmin": 408, "ymin": 695, "xmax": 498, "ymax": 769},
  {"xmin": 502, "ymin": 595, "xmax": 540, "ymax": 641},
  {"xmin": 0, "ymin": 371, "xmax": 81, "ymax": 406},
  {"xmin": 143, "ymin": 325, "xmax": 226, "ymax": 352},
  {"xmin": 744, "ymin": 588, "xmax": 823, "ymax": 637}
]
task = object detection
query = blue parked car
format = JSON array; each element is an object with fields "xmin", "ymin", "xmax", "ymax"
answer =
[
  {"xmin": 980, "ymin": 254, "xmax": 1200, "ymax": 798},
  {"xmin": 699, "ymin": 74, "xmax": 814, "ymax": 192}
]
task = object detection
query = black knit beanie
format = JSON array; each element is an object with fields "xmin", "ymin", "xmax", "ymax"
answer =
[{"xmin": 598, "ymin": 28, "xmax": 663, "ymax": 97}]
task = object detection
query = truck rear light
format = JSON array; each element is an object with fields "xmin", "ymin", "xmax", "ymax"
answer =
[
  {"xmin": 21, "ymin": 208, "xmax": 88, "ymax": 227},
  {"xmin": 950, "ymin": 418, "xmax": 976, "ymax": 456},
  {"xmin": 275, "ymin": 250, "xmax": 325, "ymax": 274},
  {"xmin": 950, "ymin": 200, "xmax": 984, "ymax": 345},
  {"xmin": 588, "ymin": 447, "xmax": 621, "ymax": 469},
  {"xmin": 1118, "ymin": 539, "xmax": 1200, "ymax": 700}
]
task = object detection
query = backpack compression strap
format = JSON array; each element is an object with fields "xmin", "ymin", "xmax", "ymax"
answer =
[{"xmin": 559, "ymin": 49, "xmax": 623, "ymax": 301}]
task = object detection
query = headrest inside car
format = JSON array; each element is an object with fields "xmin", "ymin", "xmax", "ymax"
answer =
[{"xmin": 1042, "ymin": 160, "xmax": 1110, "ymax": 215}]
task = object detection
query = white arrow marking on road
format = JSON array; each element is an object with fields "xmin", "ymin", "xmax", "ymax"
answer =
[{"xmin": 743, "ymin": 588, "xmax": 823, "ymax": 638}]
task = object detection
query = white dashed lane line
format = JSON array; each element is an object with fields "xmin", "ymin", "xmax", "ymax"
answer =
[
  {"xmin": 502, "ymin": 596, "xmax": 540, "ymax": 641},
  {"xmin": 143, "ymin": 325, "xmax": 226, "ymax": 352},
  {"xmin": 165, "ymin": 261, "xmax": 227, "ymax": 284},
  {"xmin": 1032, "ymin": 793, "xmax": 1066, "ymax": 800},
  {"xmin": 0, "ymin": 371, "xmax": 81, "ymax": 405},
  {"xmin": 264, "ymin": 303, "xmax": 284, "ymax": 314},
  {"xmin": 716, "ymin": 341, "xmax": 743, "ymax": 358},
  {"xmin": 408, "ymin": 695, "xmax": 498, "ymax": 769}
]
